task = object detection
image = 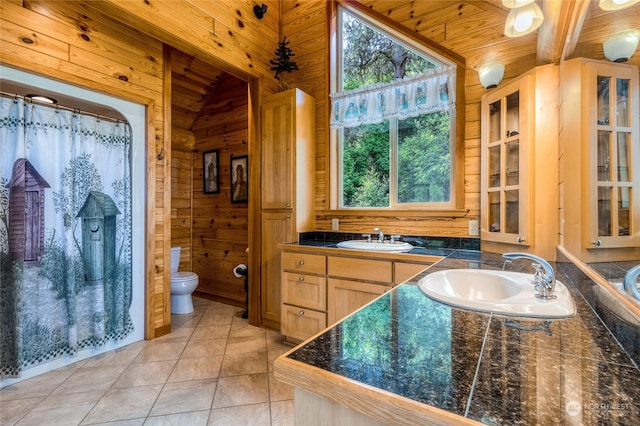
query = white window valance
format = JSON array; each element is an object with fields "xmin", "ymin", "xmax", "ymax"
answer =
[{"xmin": 330, "ymin": 66, "xmax": 456, "ymax": 128}]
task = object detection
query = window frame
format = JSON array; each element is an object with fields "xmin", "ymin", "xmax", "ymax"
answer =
[{"xmin": 328, "ymin": 1, "xmax": 467, "ymax": 216}]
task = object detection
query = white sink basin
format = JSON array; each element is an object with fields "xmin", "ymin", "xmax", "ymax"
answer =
[
  {"xmin": 417, "ymin": 269, "xmax": 576, "ymax": 319},
  {"xmin": 336, "ymin": 240, "xmax": 414, "ymax": 253}
]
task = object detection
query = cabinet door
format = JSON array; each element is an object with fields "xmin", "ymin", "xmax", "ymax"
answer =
[
  {"xmin": 588, "ymin": 64, "xmax": 639, "ymax": 249},
  {"xmin": 261, "ymin": 212, "xmax": 294, "ymax": 329},
  {"xmin": 481, "ymin": 77, "xmax": 531, "ymax": 245},
  {"xmin": 327, "ymin": 278, "xmax": 390, "ymax": 325},
  {"xmin": 262, "ymin": 93, "xmax": 293, "ymax": 209}
]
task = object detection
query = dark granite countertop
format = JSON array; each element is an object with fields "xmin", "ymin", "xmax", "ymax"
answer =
[{"xmin": 283, "ymin": 252, "xmax": 640, "ymax": 425}]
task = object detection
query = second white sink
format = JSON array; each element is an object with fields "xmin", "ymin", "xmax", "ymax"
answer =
[
  {"xmin": 336, "ymin": 240, "xmax": 414, "ymax": 253},
  {"xmin": 417, "ymin": 269, "xmax": 576, "ymax": 319}
]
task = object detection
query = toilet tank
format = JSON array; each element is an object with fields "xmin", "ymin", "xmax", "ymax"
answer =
[{"xmin": 170, "ymin": 246, "xmax": 181, "ymax": 273}]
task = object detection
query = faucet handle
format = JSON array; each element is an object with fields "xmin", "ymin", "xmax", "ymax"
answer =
[
  {"xmin": 390, "ymin": 235, "xmax": 401, "ymax": 243},
  {"xmin": 362, "ymin": 234, "xmax": 371, "ymax": 243},
  {"xmin": 531, "ymin": 263, "xmax": 543, "ymax": 285}
]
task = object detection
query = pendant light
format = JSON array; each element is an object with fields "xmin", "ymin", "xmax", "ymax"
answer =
[
  {"xmin": 603, "ymin": 31, "xmax": 640, "ymax": 62},
  {"xmin": 599, "ymin": 0, "xmax": 639, "ymax": 11},
  {"xmin": 478, "ymin": 63, "xmax": 505, "ymax": 89}
]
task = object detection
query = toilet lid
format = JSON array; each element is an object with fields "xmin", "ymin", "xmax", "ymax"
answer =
[{"xmin": 171, "ymin": 271, "xmax": 198, "ymax": 282}]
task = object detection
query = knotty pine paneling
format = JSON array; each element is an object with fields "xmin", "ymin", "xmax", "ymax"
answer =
[{"xmin": 183, "ymin": 77, "xmax": 249, "ymax": 305}]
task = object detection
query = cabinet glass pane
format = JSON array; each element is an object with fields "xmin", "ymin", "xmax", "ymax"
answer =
[
  {"xmin": 506, "ymin": 140, "xmax": 519, "ymax": 186},
  {"xmin": 598, "ymin": 186, "xmax": 612, "ymax": 237},
  {"xmin": 505, "ymin": 189, "xmax": 519, "ymax": 234},
  {"xmin": 489, "ymin": 145, "xmax": 501, "ymax": 187},
  {"xmin": 618, "ymin": 187, "xmax": 631, "ymax": 236},
  {"xmin": 617, "ymin": 132, "xmax": 631, "ymax": 182},
  {"xmin": 506, "ymin": 92, "xmax": 519, "ymax": 137},
  {"xmin": 488, "ymin": 191, "xmax": 500, "ymax": 232},
  {"xmin": 597, "ymin": 76, "xmax": 610, "ymax": 126},
  {"xmin": 597, "ymin": 131, "xmax": 611, "ymax": 182},
  {"xmin": 489, "ymin": 100, "xmax": 501, "ymax": 143},
  {"xmin": 616, "ymin": 78, "xmax": 630, "ymax": 127}
]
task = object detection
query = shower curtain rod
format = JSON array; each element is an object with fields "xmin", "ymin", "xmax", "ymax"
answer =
[{"xmin": 0, "ymin": 91, "xmax": 128, "ymax": 124}]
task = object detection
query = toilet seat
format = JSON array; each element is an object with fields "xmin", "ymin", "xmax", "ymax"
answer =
[{"xmin": 171, "ymin": 272, "xmax": 197, "ymax": 282}]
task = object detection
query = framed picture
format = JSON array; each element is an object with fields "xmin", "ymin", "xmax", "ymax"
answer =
[
  {"xmin": 203, "ymin": 150, "xmax": 219, "ymax": 194},
  {"xmin": 230, "ymin": 155, "xmax": 248, "ymax": 203}
]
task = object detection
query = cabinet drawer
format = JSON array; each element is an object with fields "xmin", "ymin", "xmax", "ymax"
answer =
[
  {"xmin": 282, "ymin": 252, "xmax": 326, "ymax": 274},
  {"xmin": 327, "ymin": 256, "xmax": 392, "ymax": 283},
  {"xmin": 281, "ymin": 304, "xmax": 327, "ymax": 342},
  {"xmin": 282, "ymin": 273, "xmax": 326, "ymax": 311}
]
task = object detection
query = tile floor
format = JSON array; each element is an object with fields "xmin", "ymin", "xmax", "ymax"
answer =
[{"xmin": 0, "ymin": 297, "xmax": 295, "ymax": 425}]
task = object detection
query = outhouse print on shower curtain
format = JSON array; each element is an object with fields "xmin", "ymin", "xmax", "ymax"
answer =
[{"xmin": 0, "ymin": 97, "xmax": 134, "ymax": 378}]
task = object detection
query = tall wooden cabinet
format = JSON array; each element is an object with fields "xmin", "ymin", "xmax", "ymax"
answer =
[
  {"xmin": 560, "ymin": 58, "xmax": 639, "ymax": 262},
  {"xmin": 480, "ymin": 64, "xmax": 558, "ymax": 260},
  {"xmin": 260, "ymin": 89, "xmax": 315, "ymax": 329}
]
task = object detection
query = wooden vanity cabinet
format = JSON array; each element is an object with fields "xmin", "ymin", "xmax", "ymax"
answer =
[
  {"xmin": 260, "ymin": 89, "xmax": 315, "ymax": 330},
  {"xmin": 280, "ymin": 248, "xmax": 435, "ymax": 342}
]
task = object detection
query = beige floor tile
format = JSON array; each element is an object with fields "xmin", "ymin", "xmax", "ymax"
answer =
[
  {"xmin": 266, "ymin": 331, "xmax": 293, "ymax": 352},
  {"xmin": 228, "ymin": 322, "xmax": 266, "ymax": 339},
  {"xmin": 0, "ymin": 396, "xmax": 43, "ymax": 425},
  {"xmin": 153, "ymin": 326, "xmax": 195, "ymax": 342},
  {"xmin": 167, "ymin": 356, "xmax": 223, "ymax": 382},
  {"xmin": 81, "ymin": 384, "xmax": 163, "ymax": 424},
  {"xmin": 113, "ymin": 360, "xmax": 176, "ymax": 388},
  {"xmin": 208, "ymin": 403, "xmax": 270, "ymax": 426},
  {"xmin": 270, "ymin": 400, "xmax": 294, "ymax": 426},
  {"xmin": 148, "ymin": 379, "xmax": 216, "ymax": 417},
  {"xmin": 219, "ymin": 352, "xmax": 268, "ymax": 377},
  {"xmin": 16, "ymin": 390, "xmax": 104, "ymax": 426},
  {"xmin": 191, "ymin": 325, "xmax": 231, "ymax": 341},
  {"xmin": 211, "ymin": 373, "xmax": 269, "ymax": 409},
  {"xmin": 82, "ymin": 342, "xmax": 146, "ymax": 368},
  {"xmin": 224, "ymin": 335, "xmax": 267, "ymax": 355},
  {"xmin": 198, "ymin": 314, "xmax": 234, "ymax": 328},
  {"xmin": 268, "ymin": 369, "xmax": 294, "ymax": 402},
  {"xmin": 0, "ymin": 369, "xmax": 74, "ymax": 401},
  {"xmin": 52, "ymin": 365, "xmax": 128, "ymax": 396},
  {"xmin": 145, "ymin": 410, "xmax": 210, "ymax": 426},
  {"xmin": 181, "ymin": 339, "xmax": 226, "ymax": 359},
  {"xmin": 132, "ymin": 341, "xmax": 187, "ymax": 363},
  {"xmin": 90, "ymin": 419, "xmax": 145, "ymax": 426}
]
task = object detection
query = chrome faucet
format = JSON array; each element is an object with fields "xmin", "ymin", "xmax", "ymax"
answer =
[
  {"xmin": 503, "ymin": 252, "xmax": 556, "ymax": 299},
  {"xmin": 623, "ymin": 265, "xmax": 640, "ymax": 301},
  {"xmin": 373, "ymin": 227, "xmax": 384, "ymax": 243}
]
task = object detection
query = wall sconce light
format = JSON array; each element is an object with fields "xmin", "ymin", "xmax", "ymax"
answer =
[
  {"xmin": 504, "ymin": 2, "xmax": 544, "ymax": 37},
  {"xmin": 254, "ymin": 3, "xmax": 267, "ymax": 19},
  {"xmin": 599, "ymin": 0, "xmax": 639, "ymax": 11},
  {"xmin": 603, "ymin": 31, "xmax": 639, "ymax": 62},
  {"xmin": 478, "ymin": 63, "xmax": 505, "ymax": 89}
]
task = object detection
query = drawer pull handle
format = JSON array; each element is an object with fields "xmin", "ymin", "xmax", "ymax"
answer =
[
  {"xmin": 298, "ymin": 310, "xmax": 305, "ymax": 316},
  {"xmin": 299, "ymin": 260, "xmax": 304, "ymax": 265},
  {"xmin": 299, "ymin": 276, "xmax": 305, "ymax": 281}
]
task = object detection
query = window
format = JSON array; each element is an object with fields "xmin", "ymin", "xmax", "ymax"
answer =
[{"xmin": 331, "ymin": 6, "xmax": 458, "ymax": 210}]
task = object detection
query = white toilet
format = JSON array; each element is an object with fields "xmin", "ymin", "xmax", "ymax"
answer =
[{"xmin": 170, "ymin": 246, "xmax": 199, "ymax": 314}]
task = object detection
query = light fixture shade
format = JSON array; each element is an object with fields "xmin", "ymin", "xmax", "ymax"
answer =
[
  {"xmin": 478, "ymin": 63, "xmax": 505, "ymax": 89},
  {"xmin": 502, "ymin": 0, "xmax": 535, "ymax": 8},
  {"xmin": 504, "ymin": 2, "xmax": 544, "ymax": 37},
  {"xmin": 599, "ymin": 0, "xmax": 639, "ymax": 11},
  {"xmin": 603, "ymin": 31, "xmax": 640, "ymax": 62}
]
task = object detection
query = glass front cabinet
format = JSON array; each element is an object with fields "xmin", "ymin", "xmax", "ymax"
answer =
[
  {"xmin": 481, "ymin": 75, "xmax": 533, "ymax": 246},
  {"xmin": 560, "ymin": 58, "xmax": 639, "ymax": 260}
]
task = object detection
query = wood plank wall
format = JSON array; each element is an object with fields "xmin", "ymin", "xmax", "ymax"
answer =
[
  {"xmin": 281, "ymin": 0, "xmax": 537, "ymax": 238},
  {"xmin": 190, "ymin": 78, "xmax": 250, "ymax": 306}
]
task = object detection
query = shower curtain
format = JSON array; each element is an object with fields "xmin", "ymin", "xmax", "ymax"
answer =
[{"xmin": 0, "ymin": 97, "xmax": 134, "ymax": 378}]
